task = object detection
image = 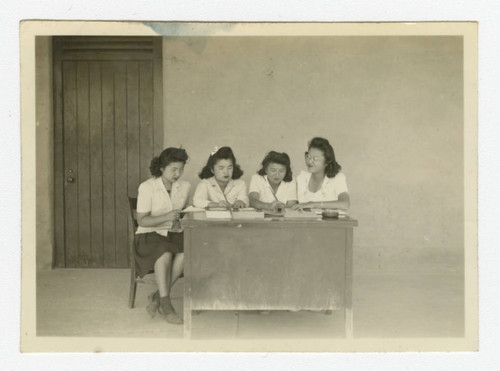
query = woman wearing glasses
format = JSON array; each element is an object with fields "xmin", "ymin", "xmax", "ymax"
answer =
[
  {"xmin": 248, "ymin": 151, "xmax": 298, "ymax": 211},
  {"xmin": 291, "ymin": 137, "xmax": 350, "ymax": 211}
]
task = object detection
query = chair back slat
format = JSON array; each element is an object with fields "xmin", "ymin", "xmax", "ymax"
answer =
[
  {"xmin": 128, "ymin": 197, "xmax": 138, "ymax": 230},
  {"xmin": 127, "ymin": 197, "xmax": 138, "ymax": 271}
]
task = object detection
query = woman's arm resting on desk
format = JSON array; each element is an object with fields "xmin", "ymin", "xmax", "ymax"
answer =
[
  {"xmin": 137, "ymin": 210, "xmax": 180, "ymax": 228},
  {"xmin": 232, "ymin": 200, "xmax": 247, "ymax": 209},
  {"xmin": 248, "ymin": 192, "xmax": 284, "ymax": 211},
  {"xmin": 193, "ymin": 182, "xmax": 229, "ymax": 208},
  {"xmin": 291, "ymin": 192, "xmax": 350, "ymax": 211},
  {"xmin": 206, "ymin": 200, "xmax": 231, "ymax": 208}
]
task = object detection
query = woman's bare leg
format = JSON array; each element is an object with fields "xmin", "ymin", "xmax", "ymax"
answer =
[
  {"xmin": 154, "ymin": 252, "xmax": 173, "ymax": 297},
  {"xmin": 154, "ymin": 252, "xmax": 183, "ymax": 324},
  {"xmin": 170, "ymin": 253, "xmax": 184, "ymax": 288}
]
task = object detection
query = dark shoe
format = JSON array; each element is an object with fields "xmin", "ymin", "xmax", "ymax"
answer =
[
  {"xmin": 146, "ymin": 290, "xmax": 160, "ymax": 318},
  {"xmin": 158, "ymin": 296, "xmax": 183, "ymax": 325}
]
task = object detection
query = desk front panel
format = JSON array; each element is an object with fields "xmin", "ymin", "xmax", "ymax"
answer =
[{"xmin": 186, "ymin": 224, "xmax": 348, "ymax": 311}]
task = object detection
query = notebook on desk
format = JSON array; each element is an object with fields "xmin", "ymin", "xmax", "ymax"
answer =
[{"xmin": 283, "ymin": 209, "xmax": 321, "ymax": 220}]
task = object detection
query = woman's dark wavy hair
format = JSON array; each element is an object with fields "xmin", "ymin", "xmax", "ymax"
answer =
[
  {"xmin": 198, "ymin": 146, "xmax": 244, "ymax": 180},
  {"xmin": 149, "ymin": 147, "xmax": 189, "ymax": 177},
  {"xmin": 257, "ymin": 151, "xmax": 293, "ymax": 182},
  {"xmin": 308, "ymin": 137, "xmax": 342, "ymax": 178}
]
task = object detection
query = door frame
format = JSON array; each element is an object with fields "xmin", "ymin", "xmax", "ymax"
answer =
[{"xmin": 52, "ymin": 36, "xmax": 163, "ymax": 268}]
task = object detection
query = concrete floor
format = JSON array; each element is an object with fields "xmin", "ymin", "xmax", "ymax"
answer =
[{"xmin": 36, "ymin": 261, "xmax": 464, "ymax": 339}]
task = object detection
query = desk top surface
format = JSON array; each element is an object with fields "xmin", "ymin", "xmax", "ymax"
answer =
[{"xmin": 181, "ymin": 211, "xmax": 358, "ymax": 228}]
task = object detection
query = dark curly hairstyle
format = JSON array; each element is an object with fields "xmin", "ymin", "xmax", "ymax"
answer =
[
  {"xmin": 198, "ymin": 146, "xmax": 244, "ymax": 180},
  {"xmin": 257, "ymin": 151, "xmax": 293, "ymax": 182},
  {"xmin": 149, "ymin": 147, "xmax": 189, "ymax": 178},
  {"xmin": 308, "ymin": 137, "xmax": 342, "ymax": 178}
]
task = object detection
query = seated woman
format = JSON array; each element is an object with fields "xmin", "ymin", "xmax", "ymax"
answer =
[
  {"xmin": 134, "ymin": 147, "xmax": 190, "ymax": 325},
  {"xmin": 193, "ymin": 146, "xmax": 249, "ymax": 209},
  {"xmin": 291, "ymin": 137, "xmax": 350, "ymax": 211},
  {"xmin": 248, "ymin": 151, "xmax": 298, "ymax": 211}
]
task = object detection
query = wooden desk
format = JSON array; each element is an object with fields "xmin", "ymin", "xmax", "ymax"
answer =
[{"xmin": 182, "ymin": 212, "xmax": 358, "ymax": 338}]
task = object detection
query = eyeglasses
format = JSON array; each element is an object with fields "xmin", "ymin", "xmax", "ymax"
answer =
[{"xmin": 305, "ymin": 152, "xmax": 324, "ymax": 163}]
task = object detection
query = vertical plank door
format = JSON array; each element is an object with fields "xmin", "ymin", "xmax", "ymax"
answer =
[{"xmin": 53, "ymin": 37, "xmax": 163, "ymax": 268}]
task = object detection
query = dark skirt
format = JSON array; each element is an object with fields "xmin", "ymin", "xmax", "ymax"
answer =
[{"xmin": 134, "ymin": 231, "xmax": 184, "ymax": 278}]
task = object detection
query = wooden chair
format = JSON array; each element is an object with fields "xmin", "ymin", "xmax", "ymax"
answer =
[{"xmin": 127, "ymin": 197, "xmax": 156, "ymax": 308}]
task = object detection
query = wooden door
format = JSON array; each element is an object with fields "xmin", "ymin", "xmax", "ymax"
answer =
[{"xmin": 53, "ymin": 37, "xmax": 163, "ymax": 268}]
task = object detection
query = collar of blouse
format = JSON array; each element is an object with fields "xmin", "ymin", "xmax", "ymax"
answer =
[
  {"xmin": 209, "ymin": 177, "xmax": 234, "ymax": 194},
  {"xmin": 159, "ymin": 177, "xmax": 182, "ymax": 195},
  {"xmin": 304, "ymin": 172, "xmax": 329, "ymax": 197}
]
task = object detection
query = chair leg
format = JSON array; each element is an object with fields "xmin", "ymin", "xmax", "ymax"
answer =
[{"xmin": 129, "ymin": 268, "xmax": 137, "ymax": 309}]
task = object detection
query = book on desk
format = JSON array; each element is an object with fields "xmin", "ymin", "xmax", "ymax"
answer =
[{"xmin": 187, "ymin": 206, "xmax": 348, "ymax": 220}]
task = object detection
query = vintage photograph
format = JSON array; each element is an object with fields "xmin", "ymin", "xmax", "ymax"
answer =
[{"xmin": 20, "ymin": 21, "xmax": 477, "ymax": 352}]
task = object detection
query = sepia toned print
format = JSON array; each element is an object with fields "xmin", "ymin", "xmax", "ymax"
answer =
[{"xmin": 20, "ymin": 21, "xmax": 477, "ymax": 352}]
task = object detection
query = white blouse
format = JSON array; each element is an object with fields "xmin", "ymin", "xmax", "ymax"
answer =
[
  {"xmin": 193, "ymin": 177, "xmax": 249, "ymax": 208},
  {"xmin": 296, "ymin": 170, "xmax": 348, "ymax": 203},
  {"xmin": 136, "ymin": 177, "xmax": 191, "ymax": 236},
  {"xmin": 248, "ymin": 174, "xmax": 297, "ymax": 204}
]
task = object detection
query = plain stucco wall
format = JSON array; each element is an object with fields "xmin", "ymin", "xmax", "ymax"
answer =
[
  {"xmin": 35, "ymin": 36, "xmax": 464, "ymax": 271},
  {"xmin": 162, "ymin": 36, "xmax": 464, "ymax": 271},
  {"xmin": 35, "ymin": 37, "xmax": 54, "ymax": 269}
]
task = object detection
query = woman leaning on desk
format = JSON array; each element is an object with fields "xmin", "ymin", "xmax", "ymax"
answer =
[
  {"xmin": 193, "ymin": 146, "xmax": 249, "ymax": 210},
  {"xmin": 134, "ymin": 147, "xmax": 190, "ymax": 325},
  {"xmin": 248, "ymin": 151, "xmax": 298, "ymax": 211},
  {"xmin": 291, "ymin": 137, "xmax": 350, "ymax": 211}
]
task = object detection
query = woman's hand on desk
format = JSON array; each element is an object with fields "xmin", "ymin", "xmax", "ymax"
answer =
[
  {"xmin": 207, "ymin": 200, "xmax": 231, "ymax": 209},
  {"xmin": 270, "ymin": 201, "xmax": 286, "ymax": 211},
  {"xmin": 218, "ymin": 200, "xmax": 231, "ymax": 208},
  {"xmin": 290, "ymin": 202, "xmax": 311, "ymax": 211},
  {"xmin": 232, "ymin": 200, "xmax": 246, "ymax": 210}
]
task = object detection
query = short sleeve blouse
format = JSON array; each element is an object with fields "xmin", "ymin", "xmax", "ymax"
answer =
[
  {"xmin": 248, "ymin": 174, "xmax": 297, "ymax": 204},
  {"xmin": 296, "ymin": 170, "xmax": 348, "ymax": 203},
  {"xmin": 193, "ymin": 177, "xmax": 249, "ymax": 208},
  {"xmin": 136, "ymin": 177, "xmax": 191, "ymax": 236}
]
